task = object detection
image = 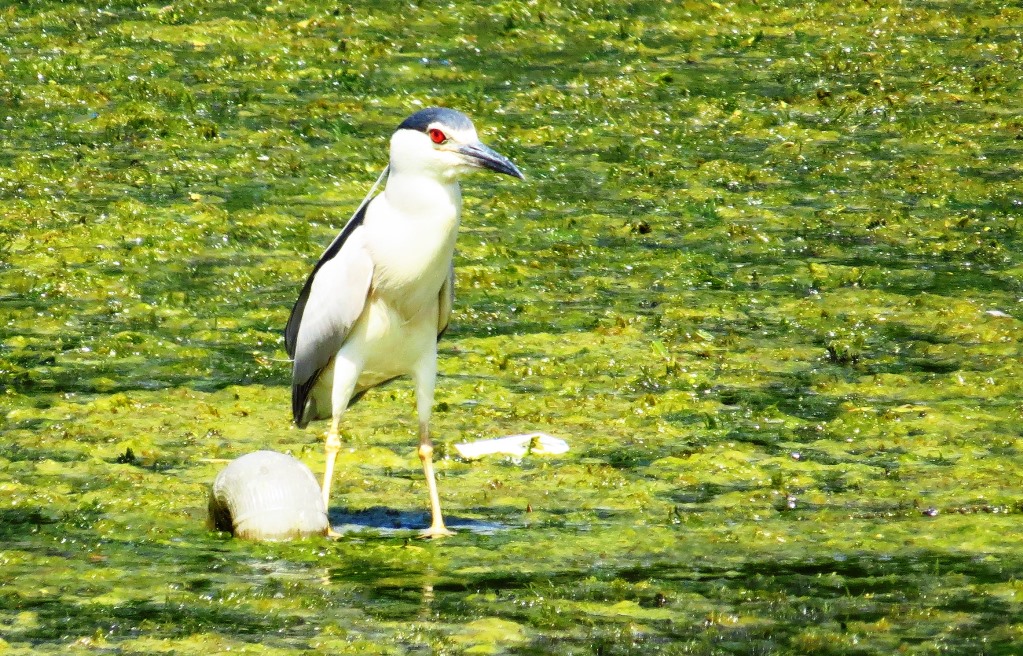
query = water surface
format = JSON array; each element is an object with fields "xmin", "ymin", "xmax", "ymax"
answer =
[{"xmin": 3, "ymin": 1, "xmax": 1023, "ymax": 653}]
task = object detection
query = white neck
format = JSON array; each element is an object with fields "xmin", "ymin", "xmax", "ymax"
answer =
[{"xmin": 383, "ymin": 171, "xmax": 462, "ymax": 220}]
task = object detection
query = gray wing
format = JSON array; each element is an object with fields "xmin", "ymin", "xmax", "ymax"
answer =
[
  {"xmin": 286, "ymin": 202, "xmax": 373, "ymax": 426},
  {"xmin": 437, "ymin": 263, "xmax": 454, "ymax": 338}
]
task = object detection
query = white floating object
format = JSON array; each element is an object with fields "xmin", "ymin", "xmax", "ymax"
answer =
[
  {"xmin": 208, "ymin": 450, "xmax": 328, "ymax": 541},
  {"xmin": 985, "ymin": 309, "xmax": 1011, "ymax": 318},
  {"xmin": 454, "ymin": 433, "xmax": 569, "ymax": 460}
]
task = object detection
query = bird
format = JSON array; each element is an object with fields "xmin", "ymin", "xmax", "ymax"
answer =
[{"xmin": 284, "ymin": 107, "xmax": 524, "ymax": 538}]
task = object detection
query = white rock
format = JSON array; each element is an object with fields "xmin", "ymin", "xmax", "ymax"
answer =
[{"xmin": 209, "ymin": 450, "xmax": 328, "ymax": 541}]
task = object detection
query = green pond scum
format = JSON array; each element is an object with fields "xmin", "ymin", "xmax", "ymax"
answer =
[{"xmin": 1, "ymin": 0, "xmax": 1023, "ymax": 653}]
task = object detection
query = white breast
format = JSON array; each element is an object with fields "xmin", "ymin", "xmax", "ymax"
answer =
[{"xmin": 362, "ymin": 175, "xmax": 461, "ymax": 319}]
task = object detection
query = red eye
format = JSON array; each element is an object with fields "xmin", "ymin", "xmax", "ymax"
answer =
[{"xmin": 428, "ymin": 128, "xmax": 447, "ymax": 144}]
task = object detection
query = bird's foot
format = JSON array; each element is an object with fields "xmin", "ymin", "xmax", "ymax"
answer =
[
  {"xmin": 326, "ymin": 526, "xmax": 342, "ymax": 539},
  {"xmin": 418, "ymin": 525, "xmax": 456, "ymax": 539}
]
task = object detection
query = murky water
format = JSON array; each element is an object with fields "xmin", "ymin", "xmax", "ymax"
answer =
[{"xmin": 3, "ymin": 0, "xmax": 1023, "ymax": 653}]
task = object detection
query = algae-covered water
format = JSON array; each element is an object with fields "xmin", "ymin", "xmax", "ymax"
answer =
[{"xmin": 3, "ymin": 0, "xmax": 1023, "ymax": 653}]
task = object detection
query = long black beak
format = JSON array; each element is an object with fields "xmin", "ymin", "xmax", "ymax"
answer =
[{"xmin": 458, "ymin": 141, "xmax": 525, "ymax": 179}]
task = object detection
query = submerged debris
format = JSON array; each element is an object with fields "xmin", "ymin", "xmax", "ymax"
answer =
[{"xmin": 454, "ymin": 433, "xmax": 569, "ymax": 460}]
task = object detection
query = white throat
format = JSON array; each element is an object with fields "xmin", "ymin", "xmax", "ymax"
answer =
[{"xmin": 382, "ymin": 170, "xmax": 462, "ymax": 219}]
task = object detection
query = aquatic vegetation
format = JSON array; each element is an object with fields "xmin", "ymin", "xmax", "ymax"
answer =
[{"xmin": 2, "ymin": 0, "xmax": 1023, "ymax": 653}]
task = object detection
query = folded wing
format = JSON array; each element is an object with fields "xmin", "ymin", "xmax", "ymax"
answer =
[{"xmin": 285, "ymin": 203, "xmax": 374, "ymax": 426}]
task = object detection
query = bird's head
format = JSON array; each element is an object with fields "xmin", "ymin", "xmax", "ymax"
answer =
[{"xmin": 389, "ymin": 107, "xmax": 524, "ymax": 182}]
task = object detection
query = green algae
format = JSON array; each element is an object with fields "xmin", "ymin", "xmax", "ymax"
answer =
[{"xmin": 3, "ymin": 0, "xmax": 1023, "ymax": 653}]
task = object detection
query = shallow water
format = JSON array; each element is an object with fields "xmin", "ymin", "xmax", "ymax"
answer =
[{"xmin": 3, "ymin": 0, "xmax": 1023, "ymax": 653}]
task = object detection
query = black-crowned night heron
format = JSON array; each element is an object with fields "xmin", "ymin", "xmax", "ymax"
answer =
[{"xmin": 284, "ymin": 107, "xmax": 524, "ymax": 538}]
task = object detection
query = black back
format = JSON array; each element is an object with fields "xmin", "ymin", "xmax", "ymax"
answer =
[{"xmin": 397, "ymin": 107, "xmax": 473, "ymax": 134}]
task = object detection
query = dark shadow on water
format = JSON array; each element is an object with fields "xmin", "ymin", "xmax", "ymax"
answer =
[
  {"xmin": 328, "ymin": 505, "xmax": 509, "ymax": 537},
  {"xmin": 0, "ymin": 507, "xmax": 62, "ymax": 539}
]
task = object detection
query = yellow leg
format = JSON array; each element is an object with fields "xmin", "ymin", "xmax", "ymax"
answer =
[
  {"xmin": 418, "ymin": 420, "xmax": 454, "ymax": 539},
  {"xmin": 322, "ymin": 414, "xmax": 342, "ymax": 509},
  {"xmin": 321, "ymin": 416, "xmax": 343, "ymax": 539}
]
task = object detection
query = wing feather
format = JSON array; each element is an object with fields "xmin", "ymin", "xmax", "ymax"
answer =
[
  {"xmin": 285, "ymin": 201, "xmax": 370, "ymax": 358},
  {"xmin": 285, "ymin": 201, "xmax": 374, "ymax": 425},
  {"xmin": 437, "ymin": 264, "xmax": 454, "ymax": 339}
]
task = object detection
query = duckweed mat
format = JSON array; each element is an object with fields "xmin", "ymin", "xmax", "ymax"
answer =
[{"xmin": 3, "ymin": 1, "xmax": 1023, "ymax": 653}]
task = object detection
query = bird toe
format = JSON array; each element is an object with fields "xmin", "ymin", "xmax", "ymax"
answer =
[{"xmin": 418, "ymin": 526, "xmax": 456, "ymax": 539}]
